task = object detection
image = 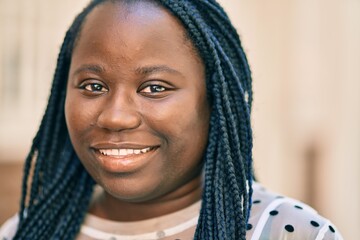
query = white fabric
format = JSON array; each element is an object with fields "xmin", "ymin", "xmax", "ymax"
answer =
[{"xmin": 0, "ymin": 182, "xmax": 344, "ymax": 240}]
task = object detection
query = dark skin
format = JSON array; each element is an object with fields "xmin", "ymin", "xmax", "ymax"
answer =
[{"xmin": 65, "ymin": 1, "xmax": 211, "ymax": 221}]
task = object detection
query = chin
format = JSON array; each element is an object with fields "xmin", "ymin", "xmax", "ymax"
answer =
[{"xmin": 99, "ymin": 176, "xmax": 168, "ymax": 203}]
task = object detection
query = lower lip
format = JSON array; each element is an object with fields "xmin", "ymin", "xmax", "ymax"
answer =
[{"xmin": 93, "ymin": 147, "xmax": 158, "ymax": 173}]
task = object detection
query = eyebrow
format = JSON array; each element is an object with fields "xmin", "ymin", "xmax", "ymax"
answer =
[
  {"xmin": 71, "ymin": 64, "xmax": 183, "ymax": 77},
  {"xmin": 72, "ymin": 64, "xmax": 105, "ymax": 76},
  {"xmin": 135, "ymin": 65, "xmax": 183, "ymax": 77}
]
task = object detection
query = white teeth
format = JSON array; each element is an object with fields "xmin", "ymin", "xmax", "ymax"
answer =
[
  {"xmin": 99, "ymin": 147, "xmax": 153, "ymax": 156},
  {"xmin": 141, "ymin": 147, "xmax": 150, "ymax": 153},
  {"xmin": 119, "ymin": 149, "xmax": 127, "ymax": 156}
]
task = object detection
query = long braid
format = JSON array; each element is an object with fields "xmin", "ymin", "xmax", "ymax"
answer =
[
  {"xmin": 212, "ymin": 35, "xmax": 254, "ymax": 216},
  {"xmin": 51, "ymin": 169, "xmax": 94, "ymax": 239},
  {"xmin": 196, "ymin": 0, "xmax": 254, "ymax": 218},
  {"xmin": 15, "ymin": 0, "xmax": 254, "ymax": 239},
  {"xmin": 18, "ymin": 134, "xmax": 39, "ymax": 224}
]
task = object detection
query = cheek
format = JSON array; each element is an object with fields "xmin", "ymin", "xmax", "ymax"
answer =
[
  {"xmin": 143, "ymin": 91, "xmax": 210, "ymax": 154},
  {"xmin": 65, "ymin": 93, "xmax": 101, "ymax": 176},
  {"xmin": 65, "ymin": 92, "xmax": 96, "ymax": 129},
  {"xmin": 65, "ymin": 93, "xmax": 94, "ymax": 143},
  {"xmin": 65, "ymin": 97, "xmax": 80, "ymax": 135}
]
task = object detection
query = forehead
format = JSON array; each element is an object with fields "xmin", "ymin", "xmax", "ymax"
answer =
[{"xmin": 72, "ymin": 1, "xmax": 197, "ymax": 58}]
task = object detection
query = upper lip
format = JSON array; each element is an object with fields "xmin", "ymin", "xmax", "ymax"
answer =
[{"xmin": 91, "ymin": 142, "xmax": 160, "ymax": 150}]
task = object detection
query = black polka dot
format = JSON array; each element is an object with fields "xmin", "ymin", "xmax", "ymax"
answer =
[
  {"xmin": 246, "ymin": 223, "xmax": 253, "ymax": 230},
  {"xmin": 285, "ymin": 224, "xmax": 294, "ymax": 232},
  {"xmin": 253, "ymin": 200, "xmax": 261, "ymax": 204},
  {"xmin": 329, "ymin": 225, "xmax": 336, "ymax": 233},
  {"xmin": 310, "ymin": 221, "xmax": 320, "ymax": 227},
  {"xmin": 269, "ymin": 210, "xmax": 279, "ymax": 216},
  {"xmin": 294, "ymin": 205, "xmax": 303, "ymax": 210}
]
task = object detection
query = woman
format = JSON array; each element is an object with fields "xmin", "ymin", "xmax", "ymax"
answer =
[{"xmin": 0, "ymin": 0, "xmax": 343, "ymax": 239}]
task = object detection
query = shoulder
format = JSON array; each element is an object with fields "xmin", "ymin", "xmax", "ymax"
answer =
[
  {"xmin": 0, "ymin": 215, "xmax": 19, "ymax": 240},
  {"xmin": 246, "ymin": 182, "xmax": 344, "ymax": 240}
]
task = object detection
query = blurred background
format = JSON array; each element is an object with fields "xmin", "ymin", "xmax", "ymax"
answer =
[{"xmin": 0, "ymin": 0, "xmax": 359, "ymax": 238}]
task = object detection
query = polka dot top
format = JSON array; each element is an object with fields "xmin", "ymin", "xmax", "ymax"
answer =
[
  {"xmin": 246, "ymin": 182, "xmax": 343, "ymax": 240},
  {"xmin": 0, "ymin": 182, "xmax": 343, "ymax": 239}
]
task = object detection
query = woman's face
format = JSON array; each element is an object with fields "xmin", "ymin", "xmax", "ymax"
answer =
[{"xmin": 65, "ymin": 1, "xmax": 210, "ymax": 203}]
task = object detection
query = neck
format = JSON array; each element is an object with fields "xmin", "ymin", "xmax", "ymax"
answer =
[{"xmin": 89, "ymin": 176, "xmax": 203, "ymax": 221}]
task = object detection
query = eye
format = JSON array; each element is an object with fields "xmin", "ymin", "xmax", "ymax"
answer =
[
  {"xmin": 85, "ymin": 83, "xmax": 107, "ymax": 92},
  {"xmin": 141, "ymin": 85, "xmax": 166, "ymax": 93},
  {"xmin": 138, "ymin": 82, "xmax": 175, "ymax": 99},
  {"xmin": 79, "ymin": 82, "xmax": 108, "ymax": 94}
]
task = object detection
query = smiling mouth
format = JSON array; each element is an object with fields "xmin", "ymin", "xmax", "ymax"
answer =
[{"xmin": 98, "ymin": 147, "xmax": 156, "ymax": 157}]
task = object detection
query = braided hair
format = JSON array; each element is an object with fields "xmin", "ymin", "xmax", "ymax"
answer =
[{"xmin": 14, "ymin": 0, "xmax": 254, "ymax": 239}]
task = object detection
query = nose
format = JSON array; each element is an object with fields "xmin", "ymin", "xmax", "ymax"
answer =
[{"xmin": 96, "ymin": 94, "xmax": 141, "ymax": 132}]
